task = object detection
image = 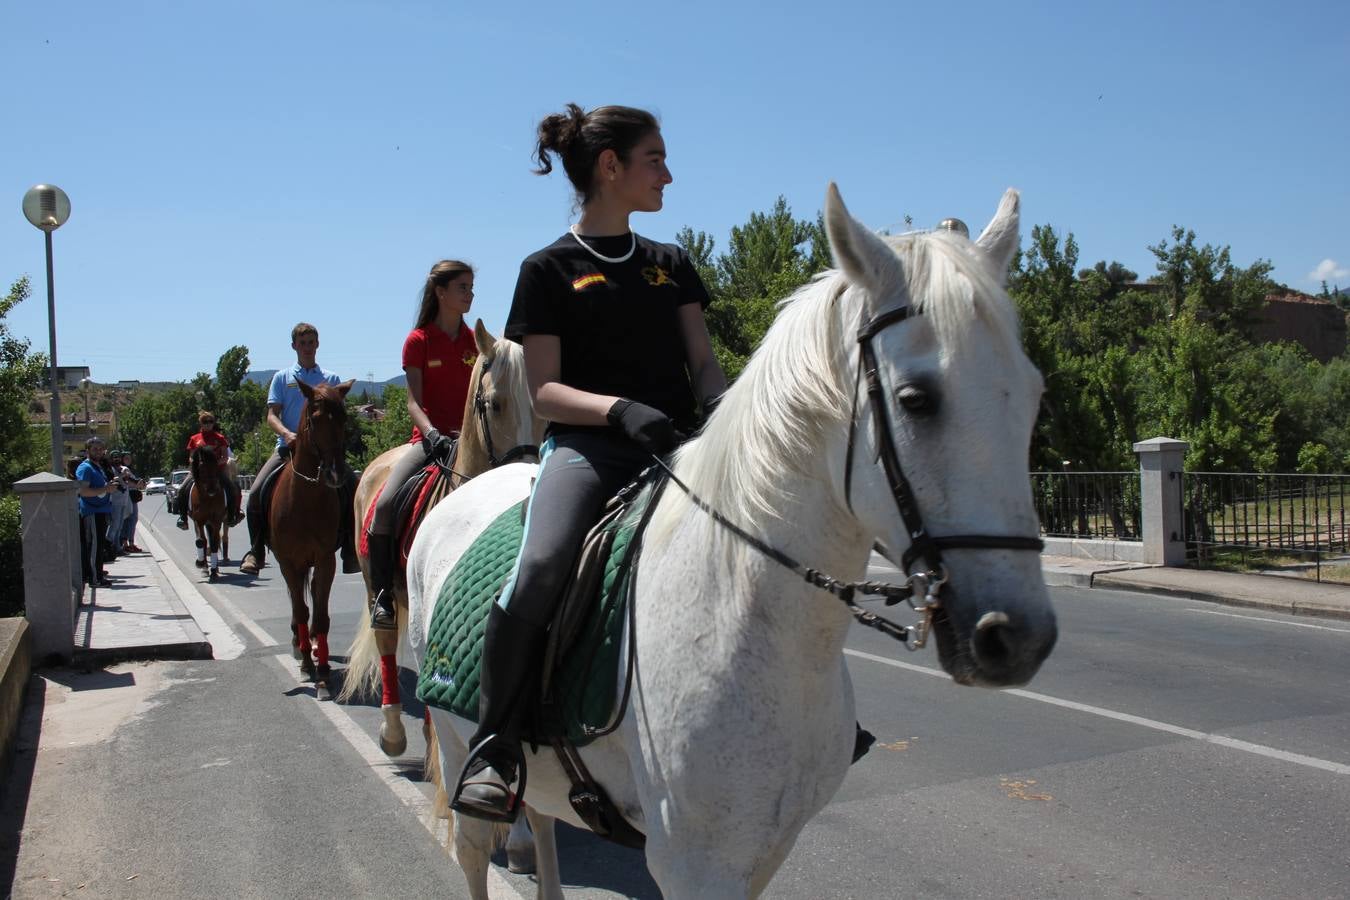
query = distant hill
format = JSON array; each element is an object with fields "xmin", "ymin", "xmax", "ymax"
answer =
[{"xmin": 244, "ymin": 370, "xmax": 406, "ymax": 399}]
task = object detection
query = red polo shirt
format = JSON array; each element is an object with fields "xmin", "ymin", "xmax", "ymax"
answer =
[
  {"xmin": 186, "ymin": 429, "xmax": 231, "ymax": 471},
  {"xmin": 402, "ymin": 321, "xmax": 478, "ymax": 443}
]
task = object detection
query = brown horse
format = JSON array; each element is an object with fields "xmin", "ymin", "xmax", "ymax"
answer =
[
  {"xmin": 188, "ymin": 445, "xmax": 229, "ymax": 582},
  {"xmin": 340, "ymin": 321, "xmax": 541, "ymax": 763},
  {"xmin": 270, "ymin": 378, "xmax": 355, "ymax": 700}
]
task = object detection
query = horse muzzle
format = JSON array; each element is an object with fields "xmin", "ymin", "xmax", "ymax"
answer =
[{"xmin": 930, "ymin": 592, "xmax": 1058, "ymax": 688}]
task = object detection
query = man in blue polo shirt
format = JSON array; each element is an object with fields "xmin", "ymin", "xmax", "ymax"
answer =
[
  {"xmin": 240, "ymin": 322, "xmax": 360, "ymax": 576},
  {"xmin": 75, "ymin": 436, "xmax": 119, "ymax": 588}
]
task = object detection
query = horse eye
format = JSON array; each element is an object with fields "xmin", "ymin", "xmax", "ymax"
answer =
[
  {"xmin": 896, "ymin": 384, "xmax": 937, "ymax": 416},
  {"xmin": 491, "ymin": 400, "xmax": 503, "ymax": 413}
]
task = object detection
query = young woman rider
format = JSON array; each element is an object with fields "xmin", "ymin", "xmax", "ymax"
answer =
[
  {"xmin": 175, "ymin": 411, "xmax": 243, "ymax": 529},
  {"xmin": 453, "ymin": 103, "xmax": 726, "ymax": 822},
  {"xmin": 366, "ymin": 260, "xmax": 479, "ymax": 629}
]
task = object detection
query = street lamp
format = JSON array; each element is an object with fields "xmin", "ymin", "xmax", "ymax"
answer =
[{"xmin": 22, "ymin": 184, "xmax": 72, "ymax": 475}]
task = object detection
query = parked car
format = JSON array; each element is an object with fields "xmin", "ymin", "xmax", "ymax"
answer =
[
  {"xmin": 166, "ymin": 468, "xmax": 190, "ymax": 510},
  {"xmin": 144, "ymin": 476, "xmax": 167, "ymax": 495}
]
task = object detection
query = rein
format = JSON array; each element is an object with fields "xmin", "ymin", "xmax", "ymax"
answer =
[
  {"xmin": 653, "ymin": 302, "xmax": 1043, "ymax": 652},
  {"xmin": 288, "ymin": 399, "xmax": 343, "ymax": 487}
]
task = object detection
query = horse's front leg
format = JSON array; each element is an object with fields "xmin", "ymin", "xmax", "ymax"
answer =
[
  {"xmin": 309, "ymin": 554, "xmax": 337, "ymax": 701},
  {"xmin": 278, "ymin": 559, "xmax": 314, "ymax": 679},
  {"xmin": 193, "ymin": 522, "xmax": 207, "ymax": 570}
]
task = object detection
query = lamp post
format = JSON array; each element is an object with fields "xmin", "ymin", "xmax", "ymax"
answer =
[{"xmin": 22, "ymin": 184, "xmax": 72, "ymax": 475}]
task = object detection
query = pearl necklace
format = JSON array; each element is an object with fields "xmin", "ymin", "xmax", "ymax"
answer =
[{"xmin": 569, "ymin": 225, "xmax": 636, "ymax": 264}]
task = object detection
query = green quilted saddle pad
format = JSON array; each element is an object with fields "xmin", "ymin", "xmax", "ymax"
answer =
[{"xmin": 415, "ymin": 485, "xmax": 652, "ymax": 745}]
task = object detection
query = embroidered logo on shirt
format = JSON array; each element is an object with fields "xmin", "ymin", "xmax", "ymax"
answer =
[
  {"xmin": 428, "ymin": 359, "xmax": 442, "ymax": 368},
  {"xmin": 572, "ymin": 273, "xmax": 607, "ymax": 291},
  {"xmin": 462, "ymin": 352, "xmax": 478, "ymax": 367},
  {"xmin": 642, "ymin": 265, "xmax": 674, "ymax": 287}
]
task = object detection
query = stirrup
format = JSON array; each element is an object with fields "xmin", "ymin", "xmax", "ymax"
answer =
[
  {"xmin": 450, "ymin": 735, "xmax": 526, "ymax": 824},
  {"xmin": 370, "ymin": 593, "xmax": 397, "ymax": 631}
]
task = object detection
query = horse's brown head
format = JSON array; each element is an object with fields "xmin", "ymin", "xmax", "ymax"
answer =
[
  {"xmin": 296, "ymin": 379, "xmax": 355, "ymax": 488},
  {"xmin": 189, "ymin": 445, "xmax": 220, "ymax": 495}
]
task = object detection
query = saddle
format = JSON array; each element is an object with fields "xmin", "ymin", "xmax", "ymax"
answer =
[
  {"xmin": 417, "ymin": 466, "xmax": 665, "ymax": 847},
  {"xmin": 358, "ymin": 441, "xmax": 458, "ymax": 567}
]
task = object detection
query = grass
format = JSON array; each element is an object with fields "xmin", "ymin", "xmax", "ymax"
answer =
[{"xmin": 1190, "ymin": 546, "xmax": 1350, "ymax": 585}]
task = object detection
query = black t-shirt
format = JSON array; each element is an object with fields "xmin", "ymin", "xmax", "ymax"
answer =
[{"xmin": 504, "ymin": 231, "xmax": 711, "ymax": 436}]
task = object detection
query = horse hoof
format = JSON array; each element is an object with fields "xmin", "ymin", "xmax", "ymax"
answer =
[
  {"xmin": 506, "ymin": 848, "xmax": 536, "ymax": 876},
  {"xmin": 316, "ymin": 681, "xmax": 334, "ymax": 702},
  {"xmin": 194, "ymin": 558, "xmax": 206, "ymax": 568},
  {"xmin": 208, "ymin": 569, "xmax": 218, "ymax": 583},
  {"xmin": 379, "ymin": 728, "xmax": 408, "ymax": 757},
  {"xmin": 300, "ymin": 659, "xmax": 316, "ymax": 679}
]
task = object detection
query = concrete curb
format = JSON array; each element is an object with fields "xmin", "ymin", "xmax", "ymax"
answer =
[
  {"xmin": 1091, "ymin": 573, "xmax": 1350, "ymax": 622},
  {"xmin": 0, "ymin": 618, "xmax": 32, "ymax": 782}
]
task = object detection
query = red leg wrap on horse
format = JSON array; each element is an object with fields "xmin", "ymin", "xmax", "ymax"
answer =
[
  {"xmin": 296, "ymin": 622, "xmax": 310, "ymax": 654},
  {"xmin": 381, "ymin": 654, "xmax": 400, "ymax": 705},
  {"xmin": 315, "ymin": 633, "xmax": 329, "ymax": 667}
]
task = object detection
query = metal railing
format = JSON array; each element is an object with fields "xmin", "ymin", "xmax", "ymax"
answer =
[
  {"xmin": 1031, "ymin": 471, "xmax": 1141, "ymax": 540},
  {"xmin": 1182, "ymin": 472, "xmax": 1350, "ymax": 580}
]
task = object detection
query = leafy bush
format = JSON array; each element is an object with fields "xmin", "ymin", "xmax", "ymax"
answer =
[{"xmin": 0, "ymin": 495, "xmax": 22, "ymax": 616}]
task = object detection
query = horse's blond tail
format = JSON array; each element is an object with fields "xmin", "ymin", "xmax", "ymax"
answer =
[
  {"xmin": 425, "ymin": 717, "xmax": 450, "ymax": 819},
  {"xmin": 337, "ymin": 604, "xmax": 381, "ymax": 703}
]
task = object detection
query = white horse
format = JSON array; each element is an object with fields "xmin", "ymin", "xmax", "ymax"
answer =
[{"xmin": 408, "ymin": 184, "xmax": 1058, "ymax": 899}]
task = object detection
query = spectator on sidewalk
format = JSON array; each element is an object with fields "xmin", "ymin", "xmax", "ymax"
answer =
[
  {"xmin": 75, "ymin": 438, "xmax": 118, "ymax": 588},
  {"xmin": 117, "ymin": 450, "xmax": 147, "ymax": 553},
  {"xmin": 105, "ymin": 449, "xmax": 133, "ymax": 558}
]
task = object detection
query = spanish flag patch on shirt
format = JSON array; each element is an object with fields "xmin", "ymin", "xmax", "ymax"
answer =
[{"xmin": 572, "ymin": 273, "xmax": 606, "ymax": 291}]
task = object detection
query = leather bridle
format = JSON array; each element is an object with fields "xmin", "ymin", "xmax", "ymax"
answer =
[
  {"xmin": 473, "ymin": 359, "xmax": 538, "ymax": 468},
  {"xmin": 658, "ymin": 301, "xmax": 1043, "ymax": 651},
  {"xmin": 844, "ymin": 304, "xmax": 1044, "ymax": 578}
]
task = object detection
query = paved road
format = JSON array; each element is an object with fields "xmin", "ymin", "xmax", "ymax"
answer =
[{"xmin": 9, "ymin": 505, "xmax": 1350, "ymax": 898}]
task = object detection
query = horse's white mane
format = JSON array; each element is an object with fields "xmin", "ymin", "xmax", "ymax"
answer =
[
  {"xmin": 653, "ymin": 230, "xmax": 1025, "ymax": 539},
  {"xmin": 486, "ymin": 336, "xmax": 528, "ymax": 403}
]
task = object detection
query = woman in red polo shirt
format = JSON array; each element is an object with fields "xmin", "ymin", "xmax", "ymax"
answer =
[
  {"xmin": 175, "ymin": 410, "xmax": 243, "ymax": 529},
  {"xmin": 366, "ymin": 259, "xmax": 479, "ymax": 629}
]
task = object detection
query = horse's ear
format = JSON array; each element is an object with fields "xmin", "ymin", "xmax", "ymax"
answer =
[
  {"xmin": 824, "ymin": 182, "xmax": 906, "ymax": 305},
  {"xmin": 336, "ymin": 379, "xmax": 356, "ymax": 398},
  {"xmin": 297, "ymin": 380, "xmax": 315, "ymax": 400},
  {"xmin": 975, "ymin": 188, "xmax": 1020, "ymax": 284},
  {"xmin": 473, "ymin": 318, "xmax": 496, "ymax": 359}
]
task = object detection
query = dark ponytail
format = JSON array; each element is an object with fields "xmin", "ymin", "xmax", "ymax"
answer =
[{"xmin": 532, "ymin": 104, "xmax": 659, "ymax": 206}]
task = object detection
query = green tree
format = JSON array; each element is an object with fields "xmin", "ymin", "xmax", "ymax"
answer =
[
  {"xmin": 0, "ymin": 276, "xmax": 48, "ymax": 487},
  {"xmin": 680, "ymin": 197, "xmax": 830, "ymax": 380},
  {"xmin": 1148, "ymin": 226, "xmax": 1274, "ymax": 337}
]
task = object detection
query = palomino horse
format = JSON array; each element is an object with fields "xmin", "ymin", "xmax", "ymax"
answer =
[
  {"xmin": 270, "ymin": 378, "xmax": 355, "ymax": 700},
  {"xmin": 407, "ymin": 185, "xmax": 1058, "ymax": 899},
  {"xmin": 340, "ymin": 321, "xmax": 541, "ymax": 762},
  {"xmin": 188, "ymin": 445, "xmax": 228, "ymax": 582}
]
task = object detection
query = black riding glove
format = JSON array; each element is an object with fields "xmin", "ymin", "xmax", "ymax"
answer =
[
  {"xmin": 421, "ymin": 428, "xmax": 454, "ymax": 462},
  {"xmin": 607, "ymin": 399, "xmax": 677, "ymax": 456}
]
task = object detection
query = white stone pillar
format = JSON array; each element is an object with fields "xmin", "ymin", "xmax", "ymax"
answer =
[
  {"xmin": 1132, "ymin": 437, "xmax": 1189, "ymax": 566},
  {"xmin": 13, "ymin": 472, "xmax": 80, "ymax": 663}
]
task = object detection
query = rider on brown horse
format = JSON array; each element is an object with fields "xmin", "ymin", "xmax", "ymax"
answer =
[
  {"xmin": 175, "ymin": 411, "xmax": 243, "ymax": 529},
  {"xmin": 365, "ymin": 260, "xmax": 480, "ymax": 630},
  {"xmin": 240, "ymin": 322, "xmax": 360, "ymax": 576}
]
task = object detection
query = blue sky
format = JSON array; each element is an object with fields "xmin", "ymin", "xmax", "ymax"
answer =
[{"xmin": 3, "ymin": 1, "xmax": 1347, "ymax": 384}]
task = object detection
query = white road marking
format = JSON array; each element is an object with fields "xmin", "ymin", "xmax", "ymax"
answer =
[
  {"xmin": 268, "ymin": 655, "xmax": 526, "ymax": 899},
  {"xmin": 844, "ymin": 648, "xmax": 1350, "ymax": 775},
  {"xmin": 1181, "ymin": 607, "xmax": 1350, "ymax": 634},
  {"xmin": 139, "ymin": 526, "xmax": 248, "ymax": 659}
]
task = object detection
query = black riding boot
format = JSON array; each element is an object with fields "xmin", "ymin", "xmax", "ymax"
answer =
[
  {"xmin": 339, "ymin": 471, "xmax": 361, "ymax": 574},
  {"xmin": 176, "ymin": 476, "xmax": 193, "ymax": 529},
  {"xmin": 366, "ymin": 532, "xmax": 398, "ymax": 630},
  {"xmin": 453, "ymin": 604, "xmax": 548, "ymax": 823},
  {"xmin": 239, "ymin": 488, "xmax": 266, "ymax": 575}
]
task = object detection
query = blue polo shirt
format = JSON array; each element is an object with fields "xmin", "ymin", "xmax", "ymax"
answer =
[
  {"xmin": 75, "ymin": 459, "xmax": 112, "ymax": 516},
  {"xmin": 268, "ymin": 363, "xmax": 343, "ymax": 448}
]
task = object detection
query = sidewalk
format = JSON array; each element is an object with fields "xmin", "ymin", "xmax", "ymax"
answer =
[
  {"xmin": 1040, "ymin": 555, "xmax": 1350, "ymax": 621},
  {"xmin": 69, "ymin": 522, "xmax": 246, "ymax": 665}
]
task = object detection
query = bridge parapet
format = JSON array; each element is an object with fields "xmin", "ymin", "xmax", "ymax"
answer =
[{"xmin": 13, "ymin": 472, "xmax": 81, "ymax": 663}]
